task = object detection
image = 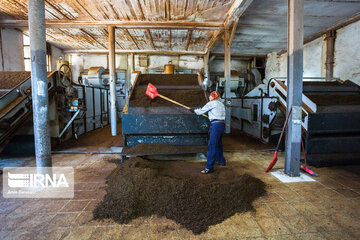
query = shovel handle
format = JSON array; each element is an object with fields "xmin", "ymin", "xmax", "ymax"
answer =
[{"xmin": 158, "ymin": 94, "xmax": 208, "ymax": 118}]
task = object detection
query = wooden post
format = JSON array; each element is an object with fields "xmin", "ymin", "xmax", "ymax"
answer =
[
  {"xmin": 224, "ymin": 29, "xmax": 231, "ymax": 133},
  {"xmin": 285, "ymin": 0, "xmax": 304, "ymax": 177},
  {"xmin": 108, "ymin": 25, "xmax": 117, "ymax": 136},
  {"xmin": 325, "ymin": 30, "xmax": 336, "ymax": 81}
]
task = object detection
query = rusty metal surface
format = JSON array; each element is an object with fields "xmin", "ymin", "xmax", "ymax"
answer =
[{"xmin": 0, "ymin": 0, "xmax": 232, "ymax": 51}]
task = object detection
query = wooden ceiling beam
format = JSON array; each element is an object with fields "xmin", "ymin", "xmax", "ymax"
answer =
[
  {"xmin": 166, "ymin": 0, "xmax": 171, "ymax": 20},
  {"xmin": 185, "ymin": 29, "xmax": 193, "ymax": 51},
  {"xmin": 63, "ymin": 49, "xmax": 205, "ymax": 55},
  {"xmin": 0, "ymin": 20, "xmax": 223, "ymax": 30},
  {"xmin": 224, "ymin": 0, "xmax": 254, "ymax": 28},
  {"xmin": 145, "ymin": 29, "xmax": 156, "ymax": 49},
  {"xmin": 80, "ymin": 29, "xmax": 107, "ymax": 49},
  {"xmin": 168, "ymin": 30, "xmax": 171, "ymax": 49},
  {"xmin": 123, "ymin": 29, "xmax": 139, "ymax": 50},
  {"xmin": 228, "ymin": 19, "xmax": 239, "ymax": 46},
  {"xmin": 205, "ymin": 30, "xmax": 223, "ymax": 54}
]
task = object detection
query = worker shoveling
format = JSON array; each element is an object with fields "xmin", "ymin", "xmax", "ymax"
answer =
[
  {"xmin": 145, "ymin": 83, "xmax": 208, "ymax": 118},
  {"xmin": 146, "ymin": 83, "xmax": 227, "ymax": 174}
]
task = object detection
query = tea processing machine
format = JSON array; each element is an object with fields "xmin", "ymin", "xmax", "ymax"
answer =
[
  {"xmin": 229, "ymin": 78, "xmax": 360, "ymax": 167},
  {"xmin": 0, "ymin": 64, "xmax": 124, "ymax": 153},
  {"xmin": 121, "ymin": 73, "xmax": 210, "ymax": 148}
]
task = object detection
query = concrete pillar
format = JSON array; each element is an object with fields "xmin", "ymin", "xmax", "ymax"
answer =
[
  {"xmin": 224, "ymin": 30, "xmax": 231, "ymax": 133},
  {"xmin": 204, "ymin": 51, "xmax": 210, "ymax": 82},
  {"xmin": 108, "ymin": 26, "xmax": 117, "ymax": 136},
  {"xmin": 325, "ymin": 30, "xmax": 336, "ymax": 81},
  {"xmin": 285, "ymin": 0, "xmax": 304, "ymax": 177},
  {"xmin": 28, "ymin": 0, "xmax": 52, "ymax": 172}
]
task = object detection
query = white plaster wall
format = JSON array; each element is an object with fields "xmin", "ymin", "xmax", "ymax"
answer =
[
  {"xmin": 266, "ymin": 19, "xmax": 360, "ymax": 84},
  {"xmin": 265, "ymin": 38, "xmax": 323, "ymax": 80},
  {"xmin": 115, "ymin": 54, "xmax": 128, "ymax": 70},
  {"xmin": 303, "ymin": 37, "xmax": 322, "ymax": 77},
  {"xmin": 334, "ymin": 20, "xmax": 360, "ymax": 85},
  {"xmin": 179, "ymin": 55, "xmax": 203, "ymax": 70},
  {"xmin": 83, "ymin": 54, "xmax": 108, "ymax": 70},
  {"xmin": 0, "ymin": 29, "xmax": 24, "ymax": 71},
  {"xmin": 147, "ymin": 55, "xmax": 178, "ymax": 70},
  {"xmin": 67, "ymin": 54, "xmax": 83, "ymax": 82},
  {"xmin": 209, "ymin": 59, "xmax": 248, "ymax": 73},
  {"xmin": 50, "ymin": 45, "xmax": 64, "ymax": 71}
]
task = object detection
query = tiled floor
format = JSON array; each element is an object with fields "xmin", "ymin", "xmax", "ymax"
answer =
[{"xmin": 1, "ymin": 149, "xmax": 360, "ymax": 239}]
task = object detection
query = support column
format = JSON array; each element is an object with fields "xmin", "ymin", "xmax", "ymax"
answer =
[
  {"xmin": 28, "ymin": 0, "xmax": 52, "ymax": 172},
  {"xmin": 204, "ymin": 51, "xmax": 210, "ymax": 86},
  {"xmin": 325, "ymin": 30, "xmax": 336, "ymax": 81},
  {"xmin": 108, "ymin": 25, "xmax": 117, "ymax": 136},
  {"xmin": 285, "ymin": 0, "xmax": 304, "ymax": 177},
  {"xmin": 224, "ymin": 30, "xmax": 231, "ymax": 133}
]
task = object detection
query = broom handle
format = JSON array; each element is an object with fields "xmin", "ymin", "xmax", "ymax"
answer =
[
  {"xmin": 276, "ymin": 106, "xmax": 293, "ymax": 150},
  {"xmin": 158, "ymin": 94, "xmax": 208, "ymax": 118}
]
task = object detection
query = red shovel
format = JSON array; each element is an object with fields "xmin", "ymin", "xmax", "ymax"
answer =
[
  {"xmin": 146, "ymin": 83, "xmax": 208, "ymax": 118},
  {"xmin": 265, "ymin": 106, "xmax": 292, "ymax": 172}
]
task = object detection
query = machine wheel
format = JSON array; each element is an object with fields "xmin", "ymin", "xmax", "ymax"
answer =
[{"xmin": 58, "ymin": 63, "xmax": 72, "ymax": 87}]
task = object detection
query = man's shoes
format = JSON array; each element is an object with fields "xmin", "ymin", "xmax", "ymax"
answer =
[{"xmin": 201, "ymin": 168, "xmax": 214, "ymax": 174}]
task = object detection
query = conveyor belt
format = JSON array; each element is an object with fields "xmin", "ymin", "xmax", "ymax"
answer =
[{"xmin": 0, "ymin": 71, "xmax": 58, "ymax": 148}]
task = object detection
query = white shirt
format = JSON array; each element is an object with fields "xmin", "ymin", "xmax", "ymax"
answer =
[{"xmin": 194, "ymin": 99, "xmax": 225, "ymax": 121}]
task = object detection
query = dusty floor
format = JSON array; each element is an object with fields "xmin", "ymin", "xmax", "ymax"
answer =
[{"xmin": 1, "ymin": 127, "xmax": 360, "ymax": 239}]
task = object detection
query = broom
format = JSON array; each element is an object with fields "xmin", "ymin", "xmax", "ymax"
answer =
[
  {"xmin": 265, "ymin": 106, "xmax": 292, "ymax": 172},
  {"xmin": 300, "ymin": 138, "xmax": 318, "ymax": 177}
]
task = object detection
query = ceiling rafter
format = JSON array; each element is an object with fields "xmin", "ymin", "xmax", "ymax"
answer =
[
  {"xmin": 206, "ymin": 30, "xmax": 223, "ymax": 54},
  {"xmin": 166, "ymin": 0, "xmax": 170, "ymax": 20},
  {"xmin": 44, "ymin": 0, "xmax": 107, "ymax": 50},
  {"xmin": 135, "ymin": 0, "xmax": 155, "ymax": 50},
  {"xmin": 146, "ymin": 29, "xmax": 156, "ymax": 49},
  {"xmin": 224, "ymin": 0, "xmax": 254, "ymax": 28},
  {"xmin": 168, "ymin": 30, "xmax": 171, "ymax": 49},
  {"xmin": 123, "ymin": 29, "xmax": 139, "ymax": 49},
  {"xmin": 228, "ymin": 18, "xmax": 239, "ymax": 46},
  {"xmin": 185, "ymin": 29, "xmax": 193, "ymax": 51},
  {"xmin": 80, "ymin": 29, "xmax": 107, "ymax": 49}
]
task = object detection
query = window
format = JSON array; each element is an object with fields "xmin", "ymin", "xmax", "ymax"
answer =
[{"xmin": 24, "ymin": 34, "xmax": 51, "ymax": 72}]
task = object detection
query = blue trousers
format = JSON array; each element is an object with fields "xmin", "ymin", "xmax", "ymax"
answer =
[{"xmin": 206, "ymin": 122, "xmax": 226, "ymax": 170}]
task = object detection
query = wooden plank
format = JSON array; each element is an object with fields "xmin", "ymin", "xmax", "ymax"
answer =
[
  {"xmin": 63, "ymin": 49, "xmax": 206, "ymax": 55},
  {"xmin": 123, "ymin": 29, "xmax": 139, "ymax": 49},
  {"xmin": 205, "ymin": 30, "xmax": 222, "ymax": 53},
  {"xmin": 80, "ymin": 29, "xmax": 107, "ymax": 49},
  {"xmin": 145, "ymin": 29, "xmax": 156, "ymax": 49},
  {"xmin": 185, "ymin": 29, "xmax": 193, "ymax": 50},
  {"xmin": 166, "ymin": 0, "xmax": 171, "ymax": 20},
  {"xmin": 168, "ymin": 29, "xmax": 171, "ymax": 49},
  {"xmin": 228, "ymin": 18, "xmax": 238, "ymax": 46},
  {"xmin": 224, "ymin": 0, "xmax": 253, "ymax": 28},
  {"xmin": 0, "ymin": 19, "xmax": 223, "ymax": 30}
]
